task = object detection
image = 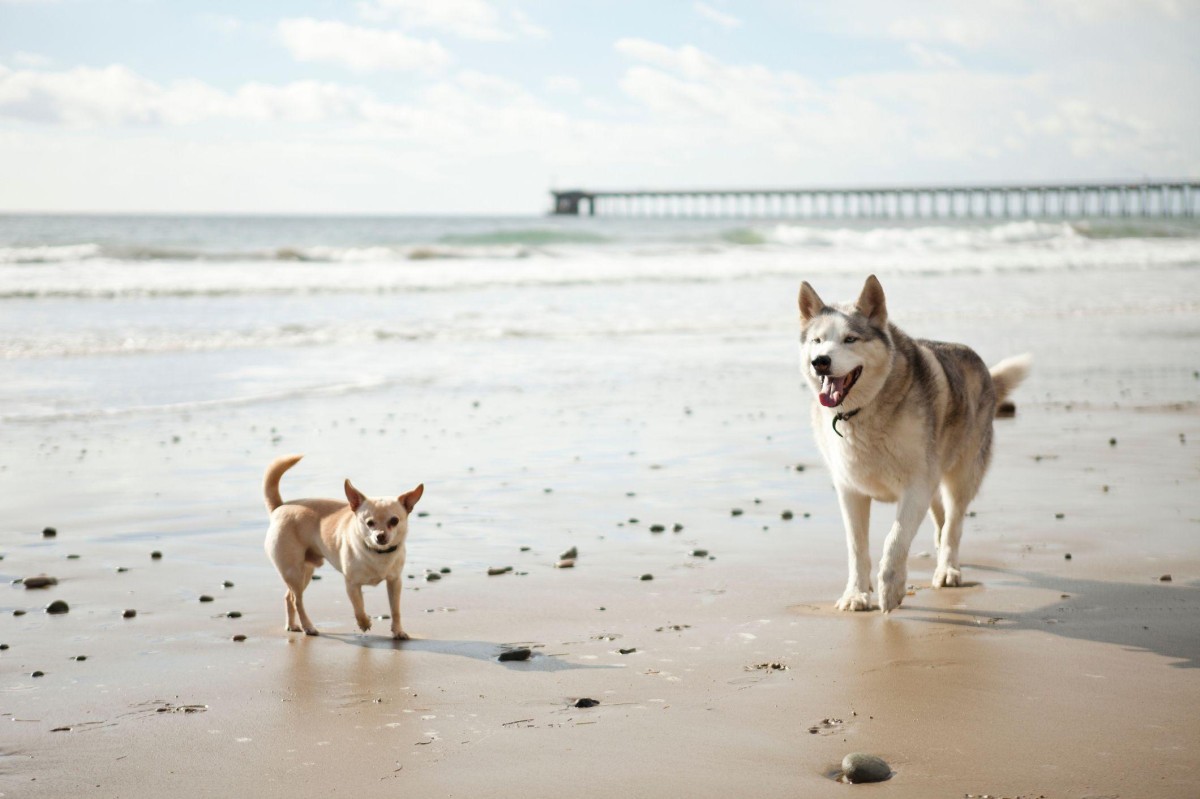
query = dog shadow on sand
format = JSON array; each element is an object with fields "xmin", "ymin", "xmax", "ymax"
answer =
[
  {"xmin": 322, "ymin": 633, "xmax": 618, "ymax": 673},
  {"xmin": 906, "ymin": 565, "xmax": 1200, "ymax": 669}
]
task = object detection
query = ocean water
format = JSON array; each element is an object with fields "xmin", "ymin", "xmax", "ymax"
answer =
[{"xmin": 1, "ymin": 213, "xmax": 1198, "ymax": 423}]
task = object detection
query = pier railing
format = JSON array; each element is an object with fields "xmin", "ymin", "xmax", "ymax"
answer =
[{"xmin": 551, "ymin": 180, "xmax": 1199, "ymax": 218}]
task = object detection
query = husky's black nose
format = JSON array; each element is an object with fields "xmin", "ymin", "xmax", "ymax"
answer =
[{"xmin": 812, "ymin": 355, "xmax": 832, "ymax": 375}]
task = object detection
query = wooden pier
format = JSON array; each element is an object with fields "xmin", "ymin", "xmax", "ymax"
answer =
[{"xmin": 551, "ymin": 180, "xmax": 1199, "ymax": 219}]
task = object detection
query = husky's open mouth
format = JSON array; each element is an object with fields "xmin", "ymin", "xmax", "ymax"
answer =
[{"xmin": 818, "ymin": 366, "xmax": 862, "ymax": 408}]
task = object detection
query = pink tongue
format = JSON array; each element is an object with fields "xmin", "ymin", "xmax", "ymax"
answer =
[{"xmin": 819, "ymin": 375, "xmax": 846, "ymax": 408}]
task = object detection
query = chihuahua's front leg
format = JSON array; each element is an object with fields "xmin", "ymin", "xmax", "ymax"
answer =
[
  {"xmin": 345, "ymin": 580, "xmax": 371, "ymax": 632},
  {"xmin": 386, "ymin": 576, "xmax": 408, "ymax": 640}
]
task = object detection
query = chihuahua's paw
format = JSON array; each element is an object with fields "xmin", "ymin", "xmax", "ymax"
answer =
[
  {"xmin": 286, "ymin": 624, "xmax": 303, "ymax": 633},
  {"xmin": 391, "ymin": 629, "xmax": 410, "ymax": 641},
  {"xmin": 304, "ymin": 628, "xmax": 319, "ymax": 636},
  {"xmin": 356, "ymin": 615, "xmax": 372, "ymax": 633},
  {"xmin": 835, "ymin": 590, "xmax": 873, "ymax": 612}
]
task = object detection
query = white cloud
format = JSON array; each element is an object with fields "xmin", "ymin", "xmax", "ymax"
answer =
[
  {"xmin": 544, "ymin": 75, "xmax": 581, "ymax": 94},
  {"xmin": 357, "ymin": 0, "xmax": 546, "ymax": 41},
  {"xmin": 278, "ymin": 18, "xmax": 451, "ymax": 73},
  {"xmin": 694, "ymin": 2, "xmax": 742, "ymax": 29},
  {"xmin": 11, "ymin": 51, "xmax": 52, "ymax": 68},
  {"xmin": 906, "ymin": 42, "xmax": 960, "ymax": 69}
]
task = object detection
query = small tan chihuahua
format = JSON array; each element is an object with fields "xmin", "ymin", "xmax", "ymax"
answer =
[{"xmin": 263, "ymin": 455, "xmax": 424, "ymax": 639}]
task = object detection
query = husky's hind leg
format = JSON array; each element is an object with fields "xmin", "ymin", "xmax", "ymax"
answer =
[
  {"xmin": 929, "ymin": 492, "xmax": 945, "ymax": 550},
  {"xmin": 933, "ymin": 475, "xmax": 979, "ymax": 588}
]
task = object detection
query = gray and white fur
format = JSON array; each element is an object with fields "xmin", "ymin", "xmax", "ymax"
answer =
[{"xmin": 798, "ymin": 275, "xmax": 1031, "ymax": 613}]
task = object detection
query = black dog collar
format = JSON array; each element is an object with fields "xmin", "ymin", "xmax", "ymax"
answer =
[
  {"xmin": 368, "ymin": 543, "xmax": 400, "ymax": 555},
  {"xmin": 832, "ymin": 408, "xmax": 861, "ymax": 438}
]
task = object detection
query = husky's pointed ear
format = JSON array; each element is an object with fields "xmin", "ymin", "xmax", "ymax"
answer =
[
  {"xmin": 798, "ymin": 281, "xmax": 826, "ymax": 322},
  {"xmin": 400, "ymin": 483, "xmax": 424, "ymax": 513},
  {"xmin": 345, "ymin": 479, "xmax": 366, "ymax": 512},
  {"xmin": 855, "ymin": 274, "xmax": 887, "ymax": 327}
]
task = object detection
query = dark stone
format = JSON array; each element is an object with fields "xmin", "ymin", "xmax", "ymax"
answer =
[
  {"xmin": 226, "ymin": 611, "xmax": 242, "ymax": 618},
  {"xmin": 672, "ymin": 523, "xmax": 684, "ymax": 532},
  {"xmin": 639, "ymin": 574, "xmax": 653, "ymax": 581},
  {"xmin": 690, "ymin": 549, "xmax": 709, "ymax": 558},
  {"xmin": 123, "ymin": 609, "xmax": 137, "ymax": 618},
  {"xmin": 42, "ymin": 527, "xmax": 57, "ymax": 538},
  {"xmin": 425, "ymin": 573, "xmax": 441, "ymax": 582},
  {"xmin": 498, "ymin": 647, "xmax": 532, "ymax": 662},
  {"xmin": 67, "ymin": 554, "xmax": 81, "ymax": 560},
  {"xmin": 559, "ymin": 546, "xmax": 578, "ymax": 560},
  {"xmin": 116, "ymin": 567, "xmax": 129, "ymax": 573},
  {"xmin": 23, "ymin": 575, "xmax": 58, "ymax": 589},
  {"xmin": 0, "ymin": 644, "xmax": 8, "ymax": 650},
  {"xmin": 781, "ymin": 510, "xmax": 794, "ymax": 520},
  {"xmin": 649, "ymin": 525, "xmax": 665, "ymax": 533},
  {"xmin": 519, "ymin": 546, "xmax": 531, "ymax": 552},
  {"xmin": 439, "ymin": 567, "xmax": 451, "ymax": 574},
  {"xmin": 13, "ymin": 610, "xmax": 26, "ymax": 617},
  {"xmin": 1064, "ymin": 553, "xmax": 1072, "ymax": 560},
  {"xmin": 618, "ymin": 648, "xmax": 637, "ymax": 655},
  {"xmin": 72, "ymin": 655, "xmax": 86, "ymax": 661},
  {"xmin": 151, "ymin": 551, "xmax": 162, "ymax": 560},
  {"xmin": 31, "ymin": 670, "xmax": 44, "ymax": 678},
  {"xmin": 1160, "ymin": 574, "xmax": 1173, "ymax": 582},
  {"xmin": 199, "ymin": 595, "xmax": 214, "ymax": 602},
  {"xmin": 574, "ymin": 698, "xmax": 600, "ymax": 708},
  {"xmin": 731, "ymin": 508, "xmax": 743, "ymax": 516},
  {"xmin": 45, "ymin": 600, "xmax": 69, "ymax": 615},
  {"xmin": 222, "ymin": 580, "xmax": 235, "ymax": 588},
  {"xmin": 841, "ymin": 753, "xmax": 891, "ymax": 783},
  {"xmin": 1055, "ymin": 513, "xmax": 1065, "ymax": 519},
  {"xmin": 487, "ymin": 566, "xmax": 513, "ymax": 576},
  {"xmin": 312, "ymin": 574, "xmax": 322, "ymax": 580},
  {"xmin": 232, "ymin": 635, "xmax": 247, "ymax": 642}
]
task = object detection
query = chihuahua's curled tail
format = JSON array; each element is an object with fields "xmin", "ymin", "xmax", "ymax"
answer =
[{"xmin": 264, "ymin": 454, "xmax": 304, "ymax": 513}]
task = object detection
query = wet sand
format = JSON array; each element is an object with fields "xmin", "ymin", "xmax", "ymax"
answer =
[{"xmin": 3, "ymin": 389, "xmax": 1198, "ymax": 798}]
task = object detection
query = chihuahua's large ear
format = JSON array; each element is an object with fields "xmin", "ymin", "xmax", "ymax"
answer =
[
  {"xmin": 345, "ymin": 479, "xmax": 366, "ymax": 512},
  {"xmin": 855, "ymin": 274, "xmax": 887, "ymax": 328},
  {"xmin": 401, "ymin": 483, "xmax": 424, "ymax": 513},
  {"xmin": 798, "ymin": 281, "xmax": 826, "ymax": 323}
]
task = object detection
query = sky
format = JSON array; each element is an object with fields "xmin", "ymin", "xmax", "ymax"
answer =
[{"xmin": 0, "ymin": 0, "xmax": 1197, "ymax": 214}]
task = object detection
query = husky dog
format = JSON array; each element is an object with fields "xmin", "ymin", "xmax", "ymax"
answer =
[{"xmin": 797, "ymin": 275, "xmax": 1030, "ymax": 613}]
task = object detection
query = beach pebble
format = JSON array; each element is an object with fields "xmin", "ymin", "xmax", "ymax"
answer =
[
  {"xmin": 841, "ymin": 753, "xmax": 891, "ymax": 784},
  {"xmin": 32, "ymin": 670, "xmax": 45, "ymax": 678},
  {"xmin": 151, "ymin": 551, "xmax": 162, "ymax": 560},
  {"xmin": 222, "ymin": 580, "xmax": 235, "ymax": 588},
  {"xmin": 498, "ymin": 647, "xmax": 532, "ymax": 662},
  {"xmin": 42, "ymin": 527, "xmax": 57, "ymax": 538},
  {"xmin": 555, "ymin": 558, "xmax": 575, "ymax": 569},
  {"xmin": 425, "ymin": 572, "xmax": 441, "ymax": 582},
  {"xmin": 72, "ymin": 655, "xmax": 87, "ymax": 661},
  {"xmin": 0, "ymin": 644, "xmax": 8, "ymax": 650},
  {"xmin": 730, "ymin": 508, "xmax": 743, "ymax": 516},
  {"xmin": 22, "ymin": 575, "xmax": 58, "ymax": 589},
  {"xmin": 226, "ymin": 611, "xmax": 242, "ymax": 618},
  {"xmin": 311, "ymin": 574, "xmax": 321, "ymax": 580},
  {"xmin": 439, "ymin": 567, "xmax": 451, "ymax": 574},
  {"xmin": 639, "ymin": 573, "xmax": 653, "ymax": 581},
  {"xmin": 559, "ymin": 546, "xmax": 578, "ymax": 560},
  {"xmin": 123, "ymin": 609, "xmax": 137, "ymax": 618},
  {"xmin": 199, "ymin": 595, "xmax": 214, "ymax": 602},
  {"xmin": 1160, "ymin": 574, "xmax": 1172, "ymax": 582},
  {"xmin": 781, "ymin": 510, "xmax": 794, "ymax": 520},
  {"xmin": 45, "ymin": 600, "xmax": 70, "ymax": 615},
  {"xmin": 519, "ymin": 546, "xmax": 531, "ymax": 552},
  {"xmin": 574, "ymin": 698, "xmax": 600, "ymax": 708},
  {"xmin": 1064, "ymin": 553, "xmax": 1072, "ymax": 560},
  {"xmin": 67, "ymin": 554, "xmax": 81, "ymax": 560},
  {"xmin": 673, "ymin": 523, "xmax": 684, "ymax": 532},
  {"xmin": 689, "ymin": 549, "xmax": 709, "ymax": 558},
  {"xmin": 232, "ymin": 635, "xmax": 247, "ymax": 642},
  {"xmin": 13, "ymin": 610, "xmax": 26, "ymax": 617},
  {"xmin": 1055, "ymin": 513, "xmax": 1065, "ymax": 519},
  {"xmin": 649, "ymin": 524, "xmax": 665, "ymax": 533},
  {"xmin": 618, "ymin": 647, "xmax": 637, "ymax": 655},
  {"xmin": 487, "ymin": 566, "xmax": 513, "ymax": 576},
  {"xmin": 116, "ymin": 567, "xmax": 129, "ymax": 573}
]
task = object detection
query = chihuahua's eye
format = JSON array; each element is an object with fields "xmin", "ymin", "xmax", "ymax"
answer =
[
  {"xmin": 812, "ymin": 337, "xmax": 821, "ymax": 344},
  {"xmin": 388, "ymin": 517, "xmax": 399, "ymax": 528},
  {"xmin": 844, "ymin": 336, "xmax": 858, "ymax": 344},
  {"xmin": 365, "ymin": 519, "xmax": 376, "ymax": 528}
]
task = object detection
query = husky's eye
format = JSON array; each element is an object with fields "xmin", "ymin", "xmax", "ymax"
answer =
[
  {"xmin": 365, "ymin": 519, "xmax": 376, "ymax": 528},
  {"xmin": 388, "ymin": 516, "xmax": 399, "ymax": 528},
  {"xmin": 844, "ymin": 336, "xmax": 859, "ymax": 344}
]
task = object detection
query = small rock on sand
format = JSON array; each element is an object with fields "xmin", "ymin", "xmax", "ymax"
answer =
[
  {"xmin": 222, "ymin": 581, "xmax": 235, "ymax": 588},
  {"xmin": 618, "ymin": 647, "xmax": 637, "ymax": 655},
  {"xmin": 232, "ymin": 635, "xmax": 247, "ymax": 642},
  {"xmin": 519, "ymin": 546, "xmax": 531, "ymax": 552},
  {"xmin": 151, "ymin": 551, "xmax": 162, "ymax": 560},
  {"xmin": 425, "ymin": 573, "xmax": 442, "ymax": 582},
  {"xmin": 1160, "ymin": 574, "xmax": 1172, "ymax": 582},
  {"xmin": 574, "ymin": 698, "xmax": 600, "ymax": 708},
  {"xmin": 555, "ymin": 558, "xmax": 575, "ymax": 569},
  {"xmin": 42, "ymin": 527, "xmax": 57, "ymax": 538},
  {"xmin": 559, "ymin": 546, "xmax": 578, "ymax": 560},
  {"xmin": 123, "ymin": 609, "xmax": 137, "ymax": 618},
  {"xmin": 672, "ymin": 523, "xmax": 684, "ymax": 532},
  {"xmin": 23, "ymin": 575, "xmax": 58, "ymax": 589},
  {"xmin": 649, "ymin": 524, "xmax": 665, "ymax": 533},
  {"xmin": 226, "ymin": 611, "xmax": 242, "ymax": 618},
  {"xmin": 841, "ymin": 753, "xmax": 891, "ymax": 783},
  {"xmin": 730, "ymin": 508, "xmax": 743, "ymax": 516},
  {"xmin": 639, "ymin": 573, "xmax": 653, "ymax": 581},
  {"xmin": 781, "ymin": 510, "xmax": 794, "ymax": 520},
  {"xmin": 1064, "ymin": 553, "xmax": 1072, "ymax": 560},
  {"xmin": 498, "ymin": 647, "xmax": 532, "ymax": 662},
  {"xmin": 199, "ymin": 595, "xmax": 214, "ymax": 602},
  {"xmin": 45, "ymin": 600, "xmax": 69, "ymax": 615},
  {"xmin": 488, "ymin": 566, "xmax": 513, "ymax": 576},
  {"xmin": 689, "ymin": 549, "xmax": 709, "ymax": 558},
  {"xmin": 31, "ymin": 671, "xmax": 45, "ymax": 678}
]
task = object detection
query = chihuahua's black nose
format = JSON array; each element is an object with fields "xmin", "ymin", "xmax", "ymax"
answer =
[
  {"xmin": 812, "ymin": 355, "xmax": 832, "ymax": 375},
  {"xmin": 375, "ymin": 533, "xmax": 387, "ymax": 545}
]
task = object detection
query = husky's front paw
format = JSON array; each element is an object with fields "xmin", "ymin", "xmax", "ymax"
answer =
[
  {"xmin": 878, "ymin": 569, "xmax": 908, "ymax": 613},
  {"xmin": 932, "ymin": 565, "xmax": 962, "ymax": 588},
  {"xmin": 835, "ymin": 590, "xmax": 873, "ymax": 612}
]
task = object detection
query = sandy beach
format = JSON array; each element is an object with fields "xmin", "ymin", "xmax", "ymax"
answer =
[{"xmin": 2, "ymin": 230, "xmax": 1199, "ymax": 797}]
